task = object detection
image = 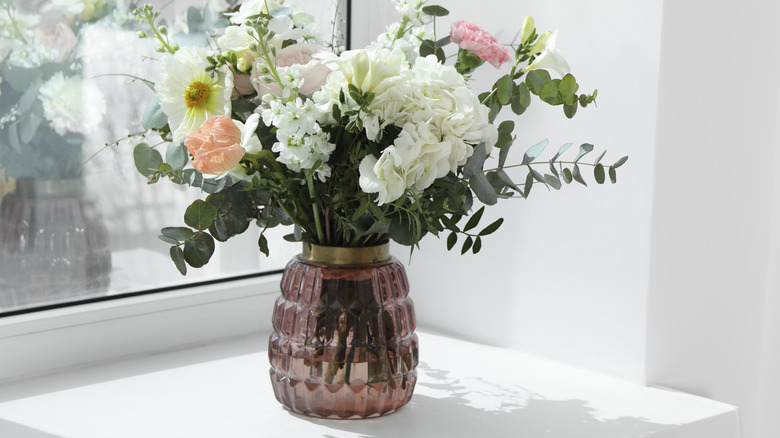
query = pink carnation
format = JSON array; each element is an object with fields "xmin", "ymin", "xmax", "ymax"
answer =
[
  {"xmin": 185, "ymin": 115, "xmax": 246, "ymax": 176},
  {"xmin": 450, "ymin": 20, "xmax": 512, "ymax": 68}
]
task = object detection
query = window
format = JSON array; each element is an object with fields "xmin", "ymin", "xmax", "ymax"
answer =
[{"xmin": 0, "ymin": 0, "xmax": 348, "ymax": 316}]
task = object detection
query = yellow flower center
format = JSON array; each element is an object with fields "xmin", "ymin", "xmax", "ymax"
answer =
[{"xmin": 184, "ymin": 81, "xmax": 211, "ymax": 109}]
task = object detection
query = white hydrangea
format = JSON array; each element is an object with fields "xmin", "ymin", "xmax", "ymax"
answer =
[
  {"xmin": 38, "ymin": 72, "xmax": 106, "ymax": 135},
  {"xmin": 353, "ymin": 55, "xmax": 497, "ymax": 205}
]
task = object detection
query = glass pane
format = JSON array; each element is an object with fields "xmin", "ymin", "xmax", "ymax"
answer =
[{"xmin": 0, "ymin": 0, "xmax": 347, "ymax": 313}]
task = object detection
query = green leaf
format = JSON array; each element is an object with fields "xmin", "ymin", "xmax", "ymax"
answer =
[
  {"xmin": 389, "ymin": 214, "xmax": 417, "ymax": 246},
  {"xmin": 609, "ymin": 165, "xmax": 617, "ymax": 183},
  {"xmin": 526, "ymin": 69, "xmax": 551, "ymax": 94},
  {"xmin": 593, "ymin": 149, "xmax": 607, "ymax": 165},
  {"xmin": 594, "ymin": 163, "xmax": 605, "ymax": 184},
  {"xmin": 558, "ymin": 74, "xmax": 579, "ymax": 97},
  {"xmin": 422, "ymin": 5, "xmax": 449, "ymax": 16},
  {"xmin": 496, "ymin": 169, "xmax": 522, "ymax": 193},
  {"xmin": 562, "ymin": 167, "xmax": 573, "ymax": 184},
  {"xmin": 133, "ymin": 143, "xmax": 163, "ymax": 177},
  {"xmin": 258, "ymin": 233, "xmax": 269, "ymax": 257},
  {"xmin": 575, "ymin": 143, "xmax": 594, "ymax": 162},
  {"xmin": 161, "ymin": 227, "xmax": 195, "ymax": 242},
  {"xmin": 496, "ymin": 74, "xmax": 513, "ymax": 105},
  {"xmin": 463, "ymin": 143, "xmax": 487, "ymax": 177},
  {"xmin": 518, "ymin": 82, "xmax": 532, "ymax": 107},
  {"xmin": 563, "ymin": 102, "xmax": 578, "ymax": 118},
  {"xmin": 461, "ymin": 236, "xmax": 473, "ymax": 255},
  {"xmin": 544, "ymin": 174, "xmax": 562, "ymax": 190},
  {"xmin": 572, "ymin": 164, "xmax": 587, "ymax": 186},
  {"xmin": 523, "ymin": 171, "xmax": 534, "ymax": 197},
  {"xmin": 19, "ymin": 113, "xmax": 43, "ymax": 144},
  {"xmin": 211, "ymin": 214, "xmax": 228, "ymax": 241},
  {"xmin": 166, "ymin": 143, "xmax": 188, "ymax": 170},
  {"xmin": 183, "ymin": 232, "xmax": 215, "ymax": 268},
  {"xmin": 447, "ymin": 231, "xmax": 458, "ymax": 250},
  {"xmin": 613, "ymin": 156, "xmax": 629, "ymax": 168},
  {"xmin": 170, "ymin": 246, "xmax": 187, "ymax": 275},
  {"xmin": 3, "ymin": 65, "xmax": 42, "ymax": 92},
  {"xmin": 158, "ymin": 235, "xmax": 179, "ymax": 245},
  {"xmin": 8, "ymin": 123, "xmax": 20, "ymax": 153},
  {"xmin": 469, "ymin": 172, "xmax": 498, "ymax": 205},
  {"xmin": 434, "ymin": 35, "xmax": 451, "ymax": 47},
  {"xmin": 142, "ymin": 96, "xmax": 168, "ymax": 130},
  {"xmin": 419, "ymin": 39, "xmax": 435, "ymax": 57},
  {"xmin": 18, "ymin": 80, "xmax": 41, "ymax": 113},
  {"xmin": 184, "ymin": 199, "xmax": 218, "ymax": 230},
  {"xmin": 463, "ymin": 206, "xmax": 485, "ymax": 232},
  {"xmin": 479, "ymin": 218, "xmax": 504, "ymax": 236},
  {"xmin": 472, "ymin": 236, "xmax": 482, "ymax": 254},
  {"xmin": 540, "ymin": 81, "xmax": 560, "ymax": 104},
  {"xmin": 521, "ymin": 139, "xmax": 549, "ymax": 165}
]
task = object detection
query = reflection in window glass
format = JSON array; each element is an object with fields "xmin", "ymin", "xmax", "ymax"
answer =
[{"xmin": 0, "ymin": 0, "xmax": 345, "ymax": 313}]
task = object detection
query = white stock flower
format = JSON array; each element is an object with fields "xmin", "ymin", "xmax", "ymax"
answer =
[
  {"xmin": 155, "ymin": 47, "xmax": 233, "ymax": 143},
  {"xmin": 38, "ymin": 72, "xmax": 105, "ymax": 135},
  {"xmin": 524, "ymin": 30, "xmax": 570, "ymax": 77},
  {"xmin": 262, "ymin": 97, "xmax": 334, "ymax": 177}
]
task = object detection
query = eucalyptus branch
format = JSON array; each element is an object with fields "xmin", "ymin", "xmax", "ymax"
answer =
[{"xmin": 482, "ymin": 160, "xmax": 603, "ymax": 174}]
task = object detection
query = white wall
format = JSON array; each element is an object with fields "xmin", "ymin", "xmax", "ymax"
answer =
[
  {"xmin": 354, "ymin": 1, "xmax": 780, "ymax": 437},
  {"xmin": 646, "ymin": 1, "xmax": 780, "ymax": 438},
  {"xmin": 353, "ymin": 0, "xmax": 663, "ymax": 382}
]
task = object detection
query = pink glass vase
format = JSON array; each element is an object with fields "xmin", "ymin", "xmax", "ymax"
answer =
[{"xmin": 268, "ymin": 243, "xmax": 418, "ymax": 418}]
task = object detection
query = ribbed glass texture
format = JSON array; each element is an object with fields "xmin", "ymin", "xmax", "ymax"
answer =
[
  {"xmin": 269, "ymin": 255, "xmax": 418, "ymax": 418},
  {"xmin": 0, "ymin": 181, "xmax": 111, "ymax": 309}
]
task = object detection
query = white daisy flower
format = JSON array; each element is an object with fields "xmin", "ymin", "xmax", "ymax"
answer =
[{"xmin": 155, "ymin": 47, "xmax": 233, "ymax": 143}]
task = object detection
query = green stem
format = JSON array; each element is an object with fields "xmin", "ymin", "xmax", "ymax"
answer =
[
  {"xmin": 306, "ymin": 170, "xmax": 326, "ymax": 244},
  {"xmin": 481, "ymin": 160, "xmax": 601, "ymax": 174},
  {"xmin": 4, "ymin": 4, "xmax": 27, "ymax": 44}
]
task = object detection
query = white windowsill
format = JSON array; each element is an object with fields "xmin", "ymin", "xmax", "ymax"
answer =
[
  {"xmin": 0, "ymin": 272, "xmax": 282, "ymax": 384},
  {"xmin": 0, "ymin": 330, "xmax": 739, "ymax": 438}
]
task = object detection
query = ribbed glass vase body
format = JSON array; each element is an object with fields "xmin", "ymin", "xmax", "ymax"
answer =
[
  {"xmin": 268, "ymin": 253, "xmax": 418, "ymax": 418},
  {"xmin": 0, "ymin": 180, "xmax": 111, "ymax": 310}
]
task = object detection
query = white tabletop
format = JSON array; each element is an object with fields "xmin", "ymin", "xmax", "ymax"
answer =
[{"xmin": 0, "ymin": 331, "xmax": 739, "ymax": 438}]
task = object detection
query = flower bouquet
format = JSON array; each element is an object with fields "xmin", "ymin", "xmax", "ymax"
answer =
[{"xmin": 127, "ymin": 0, "xmax": 627, "ymax": 418}]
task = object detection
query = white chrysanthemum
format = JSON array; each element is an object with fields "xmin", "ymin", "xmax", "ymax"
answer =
[
  {"xmin": 155, "ymin": 47, "xmax": 233, "ymax": 143},
  {"xmin": 38, "ymin": 72, "xmax": 106, "ymax": 135}
]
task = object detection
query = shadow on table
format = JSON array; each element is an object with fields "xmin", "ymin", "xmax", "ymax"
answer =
[
  {"xmin": 0, "ymin": 418, "xmax": 61, "ymax": 438},
  {"xmin": 296, "ymin": 362, "xmax": 680, "ymax": 438}
]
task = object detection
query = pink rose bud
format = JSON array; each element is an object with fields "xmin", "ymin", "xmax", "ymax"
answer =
[
  {"xmin": 185, "ymin": 115, "xmax": 246, "ymax": 176},
  {"xmin": 450, "ymin": 20, "xmax": 512, "ymax": 68}
]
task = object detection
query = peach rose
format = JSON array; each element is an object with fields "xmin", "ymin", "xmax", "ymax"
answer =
[
  {"xmin": 252, "ymin": 44, "xmax": 333, "ymax": 98},
  {"xmin": 185, "ymin": 115, "xmax": 246, "ymax": 176}
]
